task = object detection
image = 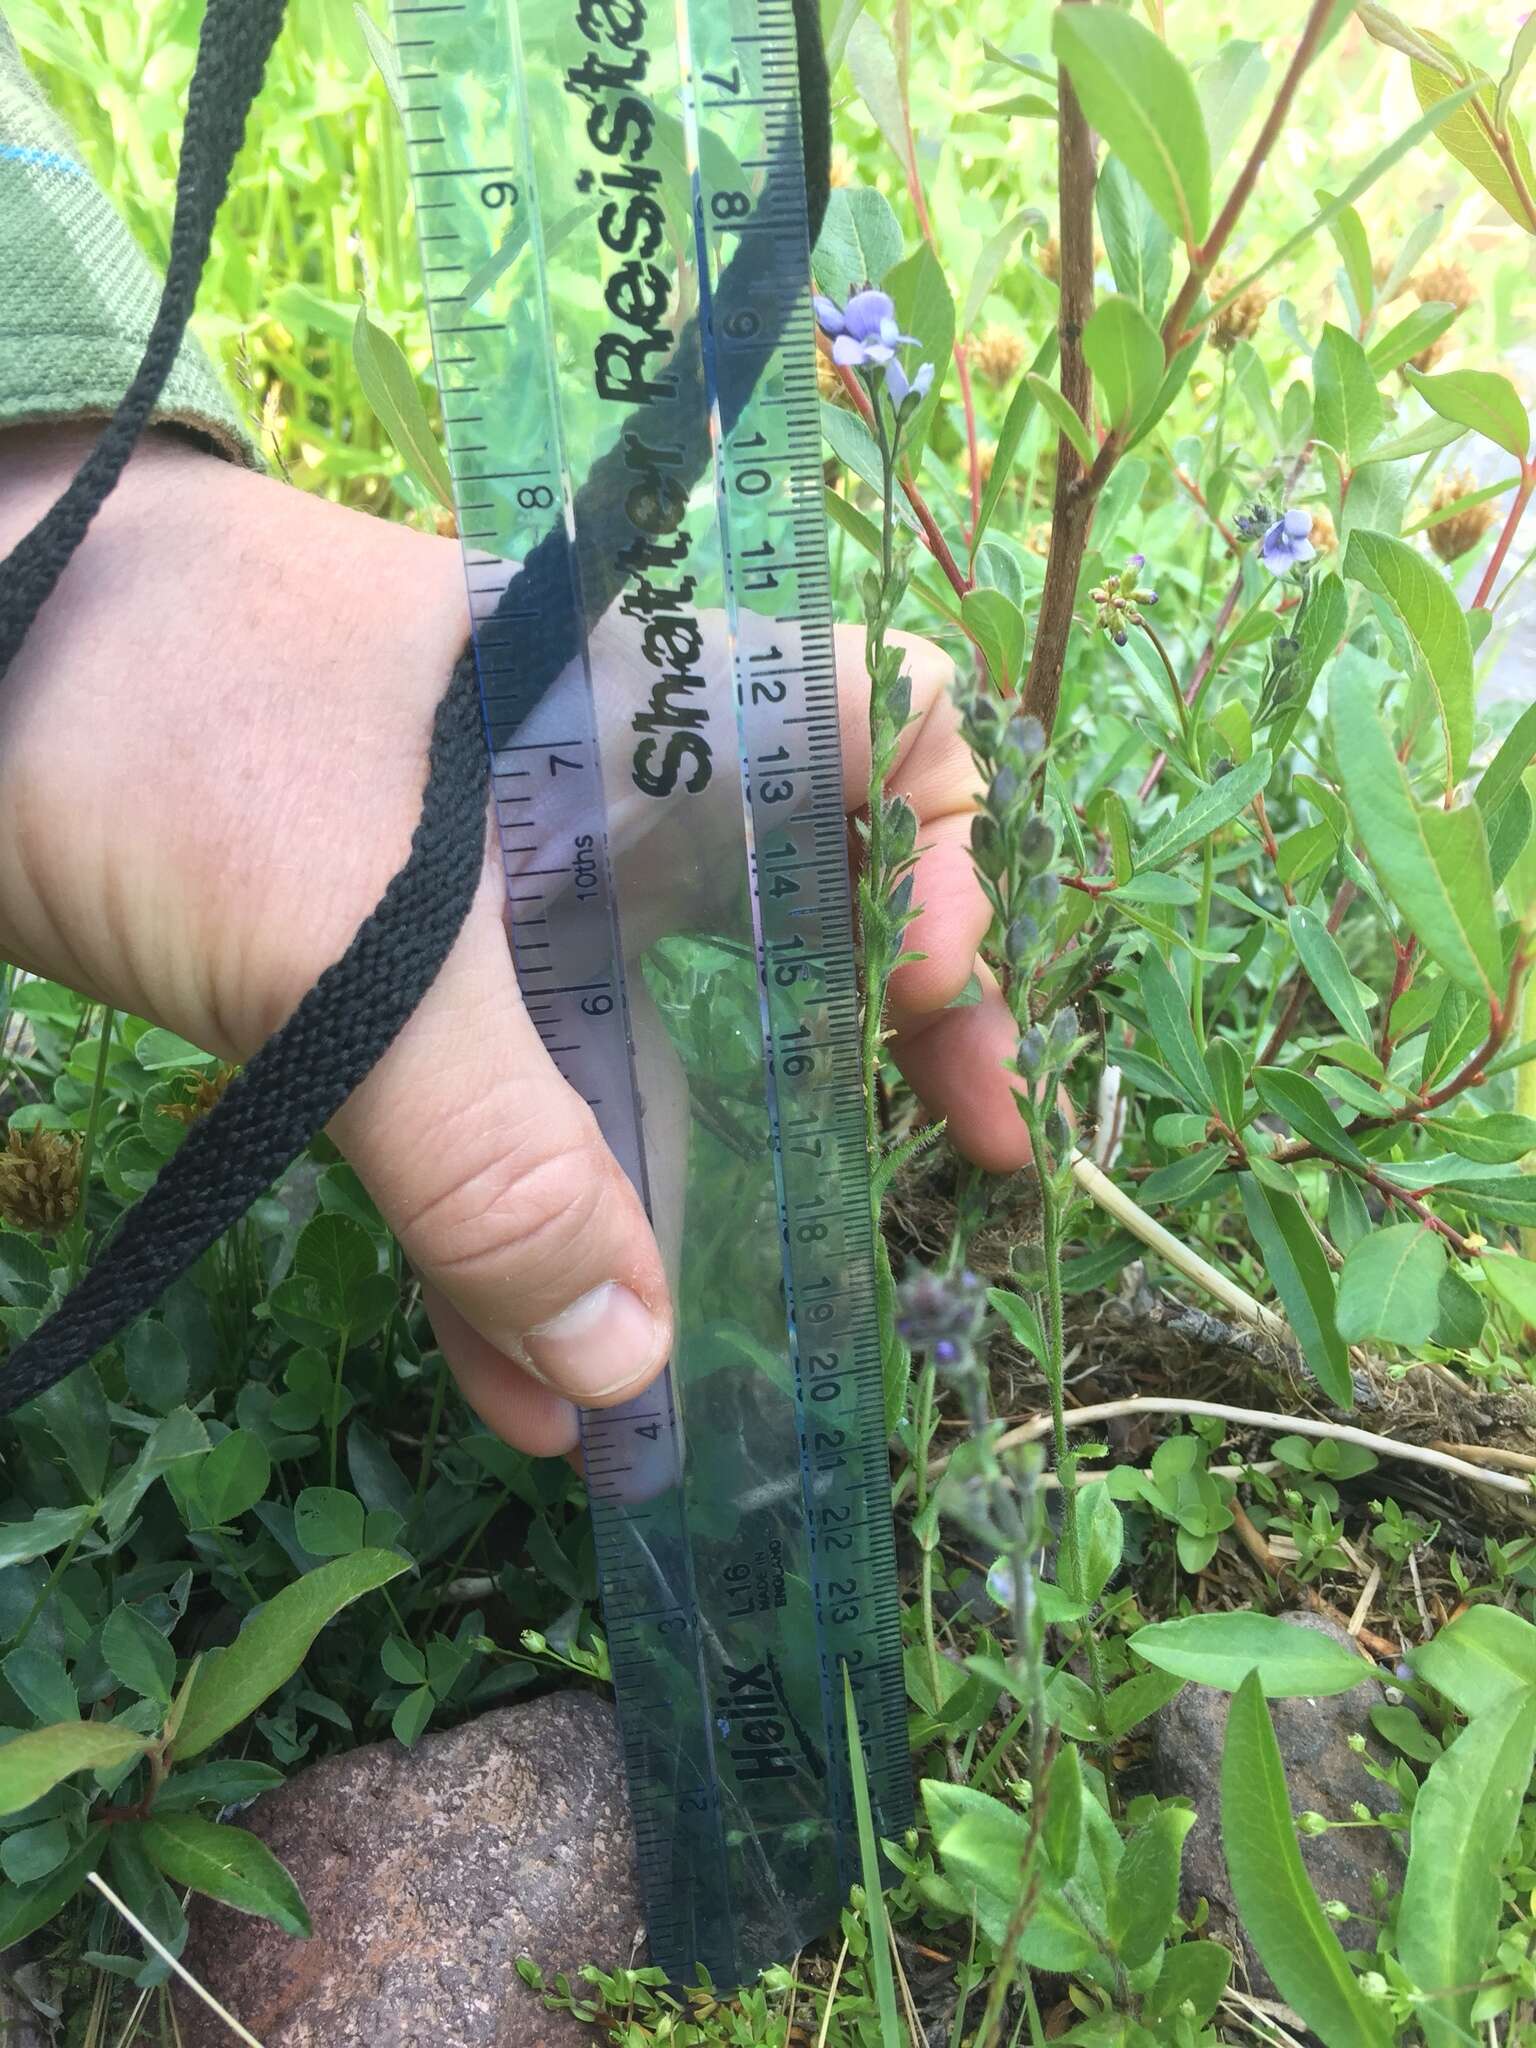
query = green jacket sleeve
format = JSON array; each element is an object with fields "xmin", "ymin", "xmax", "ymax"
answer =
[{"xmin": 0, "ymin": 12, "xmax": 256, "ymax": 463}]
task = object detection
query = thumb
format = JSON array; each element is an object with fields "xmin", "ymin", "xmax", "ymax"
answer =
[{"xmin": 328, "ymin": 863, "xmax": 672, "ymax": 1454}]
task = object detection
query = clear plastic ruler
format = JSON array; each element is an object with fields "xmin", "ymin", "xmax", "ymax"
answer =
[{"xmin": 391, "ymin": 0, "xmax": 911, "ymax": 1982}]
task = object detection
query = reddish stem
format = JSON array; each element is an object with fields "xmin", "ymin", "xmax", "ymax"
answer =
[
  {"xmin": 828, "ymin": 350, "xmax": 972, "ymax": 600},
  {"xmin": 1472, "ymin": 462, "xmax": 1536, "ymax": 611}
]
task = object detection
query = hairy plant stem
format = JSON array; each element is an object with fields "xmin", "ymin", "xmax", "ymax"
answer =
[{"xmin": 68, "ymin": 1005, "xmax": 117, "ymax": 1285}]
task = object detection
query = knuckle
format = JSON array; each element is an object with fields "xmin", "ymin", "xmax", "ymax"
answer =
[{"xmin": 400, "ymin": 1105, "xmax": 612, "ymax": 1288}]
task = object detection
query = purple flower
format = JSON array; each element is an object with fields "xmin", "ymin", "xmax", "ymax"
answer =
[
  {"xmin": 886, "ymin": 357, "xmax": 934, "ymax": 407},
  {"xmin": 1260, "ymin": 507, "xmax": 1317, "ymax": 575},
  {"xmin": 814, "ymin": 288, "xmax": 917, "ymax": 368}
]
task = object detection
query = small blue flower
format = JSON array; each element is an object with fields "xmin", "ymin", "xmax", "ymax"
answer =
[
  {"xmin": 1260, "ymin": 507, "xmax": 1317, "ymax": 575},
  {"xmin": 885, "ymin": 357, "xmax": 934, "ymax": 407},
  {"xmin": 814, "ymin": 287, "xmax": 918, "ymax": 368}
]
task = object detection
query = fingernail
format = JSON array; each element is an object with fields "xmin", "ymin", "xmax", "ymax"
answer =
[{"xmin": 523, "ymin": 1283, "xmax": 666, "ymax": 1400}]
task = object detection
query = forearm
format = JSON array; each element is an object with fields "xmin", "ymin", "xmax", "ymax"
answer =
[{"xmin": 0, "ymin": 426, "xmax": 471, "ymax": 1054}]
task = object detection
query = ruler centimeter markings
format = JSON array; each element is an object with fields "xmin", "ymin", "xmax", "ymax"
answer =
[{"xmin": 393, "ymin": 0, "xmax": 910, "ymax": 1984}]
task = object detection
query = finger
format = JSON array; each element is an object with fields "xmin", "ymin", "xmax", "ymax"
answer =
[
  {"xmin": 888, "ymin": 962, "xmax": 1033, "ymax": 1174},
  {"xmin": 420, "ymin": 1286, "xmax": 581, "ymax": 1457},
  {"xmin": 329, "ymin": 858, "xmax": 672, "ymax": 1443},
  {"xmin": 835, "ymin": 625, "xmax": 992, "ymax": 1013}
]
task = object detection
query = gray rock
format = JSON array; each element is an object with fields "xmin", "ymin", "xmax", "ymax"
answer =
[
  {"xmin": 0, "ymin": 1975, "xmax": 51, "ymax": 2048},
  {"xmin": 176, "ymin": 1690, "xmax": 642, "ymax": 2048},
  {"xmin": 1150, "ymin": 1609, "xmax": 1402, "ymax": 1993}
]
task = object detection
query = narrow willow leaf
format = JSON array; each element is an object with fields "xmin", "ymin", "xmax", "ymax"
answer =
[
  {"xmin": 1254, "ymin": 1069, "xmax": 1370, "ymax": 1168},
  {"xmin": 1051, "ymin": 6, "xmax": 1212, "ymax": 246},
  {"xmin": 1405, "ymin": 366, "xmax": 1530, "ymax": 459},
  {"xmin": 1238, "ymin": 1177, "xmax": 1353, "ymax": 1407},
  {"xmin": 1313, "ymin": 323, "xmax": 1383, "ymax": 466},
  {"xmin": 1083, "ymin": 294, "xmax": 1164, "ymax": 432},
  {"xmin": 1210, "ymin": 86, "xmax": 1479, "ymax": 313},
  {"xmin": 1198, "ymin": 38, "xmax": 1269, "ymax": 168},
  {"xmin": 1139, "ymin": 949, "xmax": 1215, "ymax": 1112},
  {"xmin": 1137, "ymin": 750, "xmax": 1272, "ymax": 869},
  {"xmin": 1476, "ymin": 699, "xmax": 1536, "ymax": 817},
  {"xmin": 1398, "ymin": 1693, "xmax": 1536, "ymax": 2048},
  {"xmin": 970, "ymin": 333, "xmax": 1058, "ymax": 558},
  {"xmin": 1365, "ymin": 300, "xmax": 1458, "ymax": 377},
  {"xmin": 1330, "ymin": 668, "xmax": 1501, "ymax": 1000},
  {"xmin": 960, "ymin": 208, "xmax": 1045, "ymax": 333},
  {"xmin": 845, "ymin": 14, "xmax": 912, "ymax": 178},
  {"xmin": 1223, "ymin": 1672, "xmax": 1394, "ymax": 2048},
  {"xmin": 351, "ymin": 306, "xmax": 454, "ymax": 510},
  {"xmin": 137, "ymin": 1815, "xmax": 312, "ymax": 1938},
  {"xmin": 1096, "ymin": 155, "xmax": 1174, "ymax": 321},
  {"xmin": 1411, "ymin": 45, "xmax": 1536, "ymax": 234},
  {"xmin": 175, "ymin": 1551, "xmax": 410, "ymax": 1759},
  {"xmin": 1335, "ymin": 1224, "xmax": 1447, "ymax": 1346},
  {"xmin": 1498, "ymin": 14, "xmax": 1536, "ymax": 129},
  {"xmin": 0, "ymin": 1723, "xmax": 150, "ymax": 1819},
  {"xmin": 352, "ymin": 3, "xmax": 405, "ymax": 117},
  {"xmin": 1287, "ymin": 906, "xmax": 1373, "ymax": 1046},
  {"xmin": 1027, "ymin": 372, "xmax": 1094, "ymax": 468},
  {"xmin": 1352, "ymin": 412, "xmax": 1465, "ymax": 468}
]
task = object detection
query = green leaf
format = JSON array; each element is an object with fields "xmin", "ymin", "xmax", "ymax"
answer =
[
  {"xmin": 1144, "ymin": 1940, "xmax": 1232, "ymax": 2025},
  {"xmin": 1083, "ymin": 294, "xmax": 1164, "ymax": 432},
  {"xmin": 1139, "ymin": 949, "xmax": 1215, "ymax": 1113},
  {"xmin": 351, "ymin": 305, "xmax": 454, "ymax": 510},
  {"xmin": 1398, "ymin": 1692, "xmax": 1536, "ymax": 2048},
  {"xmin": 101, "ymin": 1605, "xmax": 176, "ymax": 1707},
  {"xmin": 1104, "ymin": 1665, "xmax": 1186, "ymax": 1739},
  {"xmin": 812, "ymin": 185, "xmax": 903, "ymax": 295},
  {"xmin": 1052, "ymin": 6, "xmax": 1211, "ymax": 246},
  {"xmin": 1042, "ymin": 1739, "xmax": 1084, "ymax": 1880},
  {"xmin": 1366, "ymin": 300, "xmax": 1460, "ymax": 377},
  {"xmin": 197, "ymin": 1428, "xmax": 271, "ymax": 1526},
  {"xmin": 1404, "ymin": 366, "xmax": 1530, "ymax": 459},
  {"xmin": 1237, "ymin": 1177, "xmax": 1353, "ymax": 1407},
  {"xmin": 1411, "ymin": 46, "xmax": 1536, "ymax": 235},
  {"xmin": 923, "ymin": 1777, "xmax": 1108, "ymax": 1969},
  {"xmin": 1287, "ymin": 907, "xmax": 1373, "ymax": 1047},
  {"xmin": 1137, "ymin": 750, "xmax": 1272, "ymax": 869},
  {"xmin": 960, "ymin": 209, "xmax": 1046, "ymax": 334},
  {"xmin": 1253, "ymin": 1069, "xmax": 1369, "ymax": 1169},
  {"xmin": 1027, "ymin": 371, "xmax": 1094, "ymax": 469},
  {"xmin": 1433, "ymin": 1114, "xmax": 1536, "ymax": 1163},
  {"xmin": 352, "ymin": 2, "xmax": 406, "ymax": 117},
  {"xmin": 1197, "ymin": 38, "xmax": 1269, "ymax": 168},
  {"xmin": 1075, "ymin": 1486, "xmax": 1124, "ymax": 1605},
  {"xmin": 1335, "ymin": 1224, "xmax": 1447, "ymax": 1346},
  {"xmin": 1222, "ymin": 1672, "xmax": 1393, "ymax": 2048},
  {"xmin": 391, "ymin": 1685, "xmax": 435, "ymax": 1749},
  {"xmin": 1484, "ymin": 1251, "xmax": 1536, "ymax": 1323},
  {"xmin": 883, "ymin": 243, "xmax": 954, "ymax": 462},
  {"xmin": 1477, "ymin": 701, "xmax": 1536, "ymax": 819},
  {"xmin": 1331, "ymin": 667, "xmax": 1501, "ymax": 1000},
  {"xmin": 1498, "ymin": 13, "xmax": 1536, "ymax": 129},
  {"xmin": 1325, "ymin": 200, "xmax": 1375, "ymax": 325},
  {"xmin": 971, "ymin": 333, "xmax": 1058, "ymax": 556},
  {"xmin": 1096, "ymin": 155, "xmax": 1174, "ymax": 321},
  {"xmin": 1210, "ymin": 85, "xmax": 1479, "ymax": 313},
  {"xmin": 1411, "ymin": 1604, "xmax": 1536, "ymax": 1715},
  {"xmin": 843, "ymin": 1665, "xmax": 900, "ymax": 2046},
  {"xmin": 293, "ymin": 1486, "xmax": 367, "ymax": 1558},
  {"xmin": 0, "ymin": 1503, "xmax": 94, "ymax": 1572},
  {"xmin": 174, "ymin": 1550, "xmax": 410, "ymax": 1759},
  {"xmin": 962, "ymin": 588, "xmax": 1028, "ymax": 692},
  {"xmin": 0, "ymin": 1722, "xmax": 151, "ymax": 1819},
  {"xmin": 1131, "ymin": 1613, "xmax": 1374, "ymax": 1696},
  {"xmin": 987, "ymin": 1285, "xmax": 1045, "ymax": 1365},
  {"xmin": 1312, "ymin": 323, "xmax": 1384, "ymax": 466},
  {"xmin": 0, "ymin": 1835, "xmax": 105, "ymax": 1952},
  {"xmin": 124, "ymin": 1319, "xmax": 189, "ymax": 1413},
  {"xmin": 137, "ymin": 1815, "xmax": 311, "ymax": 1938},
  {"xmin": 1110, "ymin": 1805, "xmax": 1196, "ymax": 1969}
]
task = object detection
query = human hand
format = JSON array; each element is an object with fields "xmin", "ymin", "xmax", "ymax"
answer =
[{"xmin": 0, "ymin": 428, "xmax": 1028, "ymax": 1452}]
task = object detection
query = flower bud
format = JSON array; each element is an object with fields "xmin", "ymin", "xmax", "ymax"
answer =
[
  {"xmin": 1019, "ymin": 817, "xmax": 1054, "ymax": 870},
  {"xmin": 888, "ymin": 872, "xmax": 915, "ymax": 920},
  {"xmin": 1298, "ymin": 1811, "xmax": 1330, "ymax": 1837},
  {"xmin": 885, "ymin": 672, "xmax": 913, "ymax": 728},
  {"xmin": 988, "ymin": 762, "xmax": 1021, "ymax": 812},
  {"xmin": 1029, "ymin": 872, "xmax": 1062, "ymax": 914},
  {"xmin": 970, "ymin": 814, "xmax": 1004, "ymax": 877},
  {"xmin": 885, "ymin": 794, "xmax": 917, "ymax": 860},
  {"xmin": 1005, "ymin": 914, "xmax": 1039, "ymax": 965},
  {"xmin": 1004, "ymin": 714, "xmax": 1046, "ymax": 759},
  {"xmin": 1322, "ymin": 1900, "xmax": 1350, "ymax": 1922},
  {"xmin": 1011, "ymin": 1240, "xmax": 1047, "ymax": 1285},
  {"xmin": 1045, "ymin": 1107, "xmax": 1071, "ymax": 1154},
  {"xmin": 1048, "ymin": 1005, "xmax": 1080, "ymax": 1059},
  {"xmin": 1017, "ymin": 1026, "xmax": 1047, "ymax": 1080}
]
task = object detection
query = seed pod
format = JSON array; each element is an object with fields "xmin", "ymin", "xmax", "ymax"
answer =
[{"xmin": 1017, "ymin": 1025, "xmax": 1047, "ymax": 1080}]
